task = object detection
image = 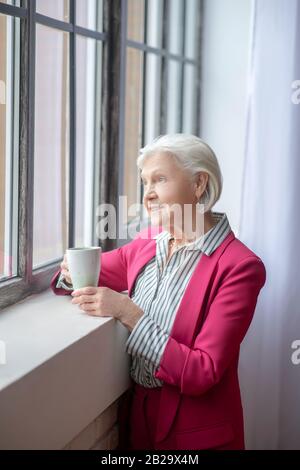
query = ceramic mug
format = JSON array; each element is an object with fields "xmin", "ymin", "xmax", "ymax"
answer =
[{"xmin": 66, "ymin": 247, "xmax": 102, "ymax": 290}]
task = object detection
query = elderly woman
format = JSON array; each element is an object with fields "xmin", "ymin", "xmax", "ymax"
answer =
[{"xmin": 51, "ymin": 134, "xmax": 266, "ymax": 450}]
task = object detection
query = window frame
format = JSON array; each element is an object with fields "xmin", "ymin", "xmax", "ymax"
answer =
[
  {"xmin": 0, "ymin": 0, "xmax": 122, "ymax": 310},
  {"xmin": 119, "ymin": 0, "xmax": 203, "ymax": 221},
  {"xmin": 0, "ymin": 0, "xmax": 203, "ymax": 310}
]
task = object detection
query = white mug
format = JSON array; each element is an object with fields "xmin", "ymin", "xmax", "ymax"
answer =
[{"xmin": 66, "ymin": 247, "xmax": 102, "ymax": 290}]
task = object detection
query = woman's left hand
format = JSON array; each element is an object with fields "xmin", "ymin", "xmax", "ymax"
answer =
[{"xmin": 71, "ymin": 286, "xmax": 143, "ymax": 331}]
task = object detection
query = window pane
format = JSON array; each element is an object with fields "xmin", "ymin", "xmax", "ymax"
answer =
[
  {"xmin": 0, "ymin": 1, "xmax": 20, "ymax": 6},
  {"xmin": 33, "ymin": 25, "xmax": 69, "ymax": 268},
  {"xmin": 76, "ymin": 0, "xmax": 103, "ymax": 32},
  {"xmin": 123, "ymin": 48, "xmax": 144, "ymax": 209},
  {"xmin": 182, "ymin": 64, "xmax": 198, "ymax": 134},
  {"xmin": 184, "ymin": 0, "xmax": 199, "ymax": 60},
  {"xmin": 144, "ymin": 53, "xmax": 161, "ymax": 144},
  {"xmin": 36, "ymin": 0, "xmax": 69, "ymax": 22},
  {"xmin": 146, "ymin": 0, "xmax": 163, "ymax": 49},
  {"xmin": 166, "ymin": 59, "xmax": 182, "ymax": 133},
  {"xmin": 0, "ymin": 14, "xmax": 19, "ymax": 280},
  {"xmin": 75, "ymin": 36, "xmax": 102, "ymax": 247},
  {"xmin": 127, "ymin": 0, "xmax": 145, "ymax": 43},
  {"xmin": 167, "ymin": 0, "xmax": 184, "ymax": 55}
]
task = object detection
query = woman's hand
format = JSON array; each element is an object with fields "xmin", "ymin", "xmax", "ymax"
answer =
[
  {"xmin": 71, "ymin": 286, "xmax": 144, "ymax": 331},
  {"xmin": 60, "ymin": 254, "xmax": 72, "ymax": 285}
]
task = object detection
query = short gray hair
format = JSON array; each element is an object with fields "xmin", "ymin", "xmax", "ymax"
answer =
[{"xmin": 137, "ymin": 133, "xmax": 223, "ymax": 212}]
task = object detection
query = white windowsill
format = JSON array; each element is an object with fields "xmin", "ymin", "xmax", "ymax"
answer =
[{"xmin": 0, "ymin": 290, "xmax": 132, "ymax": 450}]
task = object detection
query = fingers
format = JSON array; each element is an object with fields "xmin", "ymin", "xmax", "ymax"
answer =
[
  {"xmin": 59, "ymin": 253, "xmax": 72, "ymax": 284},
  {"xmin": 71, "ymin": 294, "xmax": 96, "ymax": 305},
  {"xmin": 61, "ymin": 269, "xmax": 72, "ymax": 284},
  {"xmin": 60, "ymin": 261, "xmax": 68, "ymax": 270},
  {"xmin": 79, "ymin": 305, "xmax": 110, "ymax": 318},
  {"xmin": 60, "ymin": 254, "xmax": 69, "ymax": 270},
  {"xmin": 78, "ymin": 303, "xmax": 97, "ymax": 312},
  {"xmin": 72, "ymin": 286, "xmax": 99, "ymax": 296}
]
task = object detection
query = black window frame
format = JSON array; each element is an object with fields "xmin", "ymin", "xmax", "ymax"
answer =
[
  {"xmin": 0, "ymin": 0, "xmax": 203, "ymax": 311},
  {"xmin": 0, "ymin": 0, "xmax": 122, "ymax": 310}
]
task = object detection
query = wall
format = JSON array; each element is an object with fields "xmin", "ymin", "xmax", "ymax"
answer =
[{"xmin": 63, "ymin": 398, "xmax": 120, "ymax": 450}]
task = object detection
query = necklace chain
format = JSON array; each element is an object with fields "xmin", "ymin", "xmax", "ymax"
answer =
[
  {"xmin": 169, "ymin": 237, "xmax": 183, "ymax": 249},
  {"xmin": 169, "ymin": 235, "xmax": 197, "ymax": 249}
]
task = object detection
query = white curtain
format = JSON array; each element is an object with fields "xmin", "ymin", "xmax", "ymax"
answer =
[{"xmin": 238, "ymin": 0, "xmax": 300, "ymax": 449}]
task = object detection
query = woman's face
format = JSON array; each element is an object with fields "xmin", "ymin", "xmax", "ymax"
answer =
[{"xmin": 141, "ymin": 152, "xmax": 206, "ymax": 231}]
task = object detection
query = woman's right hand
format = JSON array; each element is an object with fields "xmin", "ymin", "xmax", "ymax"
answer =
[{"xmin": 60, "ymin": 254, "xmax": 73, "ymax": 285}]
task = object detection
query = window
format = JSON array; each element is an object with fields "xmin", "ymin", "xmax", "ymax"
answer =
[
  {"xmin": 0, "ymin": 10, "xmax": 20, "ymax": 282},
  {"xmin": 74, "ymin": 34, "xmax": 103, "ymax": 248},
  {"xmin": 122, "ymin": 0, "xmax": 201, "ymax": 218},
  {"xmin": 33, "ymin": 23, "xmax": 70, "ymax": 268},
  {"xmin": 0, "ymin": 0, "xmax": 106, "ymax": 309},
  {"xmin": 0, "ymin": 0, "xmax": 202, "ymax": 310}
]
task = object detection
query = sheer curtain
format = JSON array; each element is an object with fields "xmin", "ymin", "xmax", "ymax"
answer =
[{"xmin": 238, "ymin": 0, "xmax": 300, "ymax": 449}]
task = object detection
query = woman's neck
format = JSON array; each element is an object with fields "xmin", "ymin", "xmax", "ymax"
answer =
[{"xmin": 169, "ymin": 211, "xmax": 216, "ymax": 245}]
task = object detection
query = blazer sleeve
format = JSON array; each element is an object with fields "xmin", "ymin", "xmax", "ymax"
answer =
[
  {"xmin": 154, "ymin": 256, "xmax": 267, "ymax": 396},
  {"xmin": 50, "ymin": 245, "xmax": 129, "ymax": 295}
]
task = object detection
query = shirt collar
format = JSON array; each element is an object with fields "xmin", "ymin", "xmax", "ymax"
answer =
[{"xmin": 154, "ymin": 211, "xmax": 232, "ymax": 256}]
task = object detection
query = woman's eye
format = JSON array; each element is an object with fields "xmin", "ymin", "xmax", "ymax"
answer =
[{"xmin": 141, "ymin": 176, "xmax": 165, "ymax": 185}]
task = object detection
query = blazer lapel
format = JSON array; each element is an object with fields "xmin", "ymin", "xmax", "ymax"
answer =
[
  {"xmin": 155, "ymin": 231, "xmax": 236, "ymax": 443},
  {"xmin": 169, "ymin": 231, "xmax": 235, "ymax": 346}
]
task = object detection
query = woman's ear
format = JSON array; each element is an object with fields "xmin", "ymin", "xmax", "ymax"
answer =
[{"xmin": 195, "ymin": 172, "xmax": 209, "ymax": 199}]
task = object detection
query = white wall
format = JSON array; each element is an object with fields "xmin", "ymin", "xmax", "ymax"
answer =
[{"xmin": 200, "ymin": 0, "xmax": 253, "ymax": 235}]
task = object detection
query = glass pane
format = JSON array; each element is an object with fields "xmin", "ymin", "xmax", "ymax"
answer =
[
  {"xmin": 123, "ymin": 48, "xmax": 144, "ymax": 210},
  {"xmin": 127, "ymin": 0, "xmax": 145, "ymax": 43},
  {"xmin": 33, "ymin": 24, "xmax": 69, "ymax": 268},
  {"xmin": 75, "ymin": 36, "xmax": 102, "ymax": 247},
  {"xmin": 76, "ymin": 0, "xmax": 103, "ymax": 32},
  {"xmin": 0, "ymin": 0, "xmax": 21, "ymax": 6},
  {"xmin": 166, "ymin": 59, "xmax": 182, "ymax": 133},
  {"xmin": 182, "ymin": 64, "xmax": 198, "ymax": 134},
  {"xmin": 184, "ymin": 0, "xmax": 199, "ymax": 60},
  {"xmin": 167, "ymin": 0, "xmax": 184, "ymax": 55},
  {"xmin": 0, "ymin": 14, "xmax": 19, "ymax": 280},
  {"xmin": 146, "ymin": 0, "xmax": 163, "ymax": 49},
  {"xmin": 36, "ymin": 0, "xmax": 69, "ymax": 22},
  {"xmin": 144, "ymin": 53, "xmax": 161, "ymax": 144}
]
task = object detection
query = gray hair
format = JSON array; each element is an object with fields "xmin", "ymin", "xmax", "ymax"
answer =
[{"xmin": 137, "ymin": 133, "xmax": 223, "ymax": 212}]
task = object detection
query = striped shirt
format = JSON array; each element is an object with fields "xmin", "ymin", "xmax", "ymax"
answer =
[{"xmin": 125, "ymin": 211, "xmax": 232, "ymax": 388}]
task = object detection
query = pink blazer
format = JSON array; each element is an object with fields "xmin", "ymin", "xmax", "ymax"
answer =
[{"xmin": 51, "ymin": 228, "xmax": 266, "ymax": 450}]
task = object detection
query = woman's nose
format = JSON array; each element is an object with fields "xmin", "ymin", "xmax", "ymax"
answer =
[
  {"xmin": 144, "ymin": 184, "xmax": 156, "ymax": 197},
  {"xmin": 143, "ymin": 188, "xmax": 158, "ymax": 207}
]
